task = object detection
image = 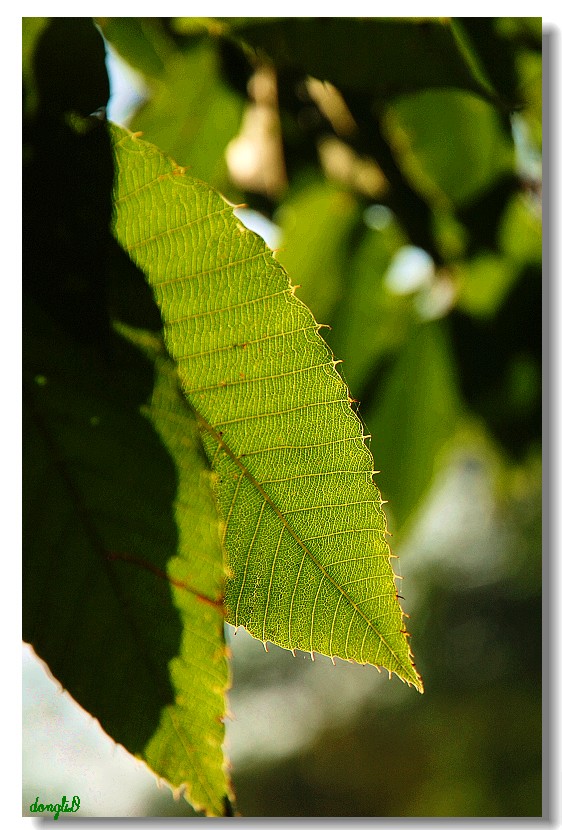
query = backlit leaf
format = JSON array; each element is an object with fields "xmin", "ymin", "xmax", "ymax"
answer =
[{"xmin": 111, "ymin": 125, "xmax": 422, "ymax": 691}]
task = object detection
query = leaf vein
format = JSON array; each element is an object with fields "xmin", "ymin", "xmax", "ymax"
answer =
[
  {"xmin": 156, "ymin": 250, "xmax": 268, "ymax": 289},
  {"xmin": 288, "ymin": 551, "xmax": 307, "ymax": 649},
  {"xmin": 176, "ymin": 324, "xmax": 320, "ymax": 363},
  {"xmin": 329, "ymin": 594, "xmax": 344, "ymax": 657},
  {"xmin": 123, "ymin": 205, "xmax": 232, "ymax": 251},
  {"xmin": 284, "ymin": 499, "xmax": 379, "ymax": 516},
  {"xmin": 301, "ymin": 527, "xmax": 386, "ymax": 542},
  {"xmin": 261, "ymin": 470, "xmax": 372, "ymax": 485},
  {"xmin": 166, "ymin": 288, "xmax": 291, "ymax": 326},
  {"xmin": 186, "ymin": 361, "xmax": 336, "ymax": 396},
  {"xmin": 214, "ymin": 398, "xmax": 345, "ymax": 429},
  {"xmin": 240, "ymin": 435, "xmax": 369, "ymax": 459},
  {"xmin": 310, "ymin": 574, "xmax": 325, "ymax": 653},
  {"xmin": 262, "ymin": 527, "xmax": 284, "ymax": 642},
  {"xmin": 234, "ymin": 501, "xmax": 266, "ymax": 628}
]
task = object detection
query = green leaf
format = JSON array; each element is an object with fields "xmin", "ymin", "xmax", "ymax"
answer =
[
  {"xmin": 111, "ymin": 125, "xmax": 422, "ymax": 691},
  {"xmin": 22, "ymin": 17, "xmax": 49, "ymax": 115},
  {"xmin": 383, "ymin": 90, "xmax": 514, "ymax": 208},
  {"xmin": 24, "ymin": 307, "xmax": 231, "ymax": 816},
  {"xmin": 98, "ymin": 17, "xmax": 172, "ymax": 79},
  {"xmin": 365, "ymin": 322, "xmax": 460, "ymax": 534},
  {"xmin": 315, "ymin": 210, "xmax": 412, "ymax": 397},
  {"xmin": 275, "ymin": 178, "xmax": 361, "ymax": 325},
  {"xmin": 456, "ymin": 253, "xmax": 518, "ymax": 318},
  {"xmin": 498, "ymin": 192, "xmax": 542, "ymax": 267}
]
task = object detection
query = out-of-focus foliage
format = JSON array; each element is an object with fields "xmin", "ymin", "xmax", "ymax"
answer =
[
  {"xmin": 98, "ymin": 18, "xmax": 245, "ymax": 193},
  {"xmin": 175, "ymin": 17, "xmax": 504, "ymax": 103}
]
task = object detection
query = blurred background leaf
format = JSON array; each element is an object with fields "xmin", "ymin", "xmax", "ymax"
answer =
[{"xmin": 382, "ymin": 89, "xmax": 514, "ymax": 208}]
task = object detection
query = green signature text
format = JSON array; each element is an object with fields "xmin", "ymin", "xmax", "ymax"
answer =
[{"xmin": 29, "ymin": 795, "xmax": 81, "ymax": 820}]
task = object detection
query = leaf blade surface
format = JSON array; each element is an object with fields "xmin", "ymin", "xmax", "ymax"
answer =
[{"xmin": 112, "ymin": 125, "xmax": 422, "ymax": 691}]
